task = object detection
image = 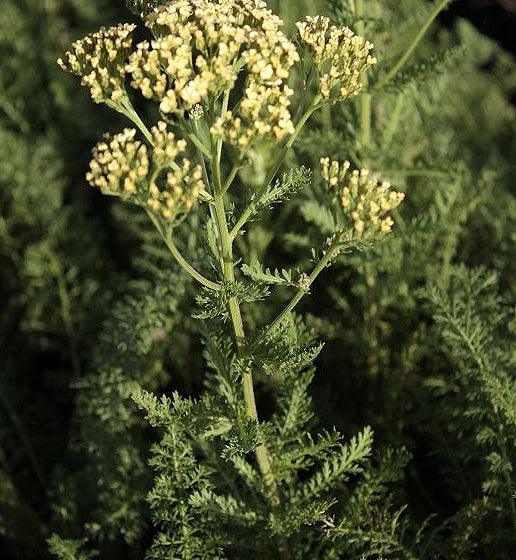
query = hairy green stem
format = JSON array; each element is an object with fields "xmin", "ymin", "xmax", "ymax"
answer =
[
  {"xmin": 211, "ymin": 169, "xmax": 279, "ymax": 503},
  {"xmin": 375, "ymin": 0, "xmax": 452, "ymax": 91}
]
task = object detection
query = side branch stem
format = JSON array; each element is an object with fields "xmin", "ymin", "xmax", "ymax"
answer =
[
  {"xmin": 147, "ymin": 211, "xmax": 221, "ymax": 291},
  {"xmin": 257, "ymin": 243, "xmax": 341, "ymax": 345},
  {"xmin": 374, "ymin": 0, "xmax": 452, "ymax": 91}
]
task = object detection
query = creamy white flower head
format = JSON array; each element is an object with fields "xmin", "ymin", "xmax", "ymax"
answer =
[
  {"xmin": 58, "ymin": 24, "xmax": 136, "ymax": 104},
  {"xmin": 212, "ymin": 84, "xmax": 295, "ymax": 148},
  {"xmin": 86, "ymin": 128, "xmax": 149, "ymax": 196},
  {"xmin": 296, "ymin": 16, "xmax": 376, "ymax": 101},
  {"xmin": 320, "ymin": 158, "xmax": 405, "ymax": 237},
  {"xmin": 87, "ymin": 123, "xmax": 204, "ymax": 222},
  {"xmin": 127, "ymin": 0, "xmax": 299, "ymax": 146}
]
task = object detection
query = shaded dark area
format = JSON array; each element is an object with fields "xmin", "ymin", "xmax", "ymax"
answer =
[{"xmin": 445, "ymin": 0, "xmax": 516, "ymax": 55}]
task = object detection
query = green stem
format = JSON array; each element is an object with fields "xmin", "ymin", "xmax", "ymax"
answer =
[
  {"xmin": 221, "ymin": 158, "xmax": 243, "ymax": 195},
  {"xmin": 190, "ymin": 116, "xmax": 221, "ymax": 262},
  {"xmin": 210, "ymin": 144, "xmax": 280, "ymax": 504},
  {"xmin": 116, "ymin": 97, "xmax": 154, "ymax": 145},
  {"xmin": 186, "ymin": 129, "xmax": 212, "ymax": 158},
  {"xmin": 375, "ymin": 0, "xmax": 452, "ymax": 91},
  {"xmin": 147, "ymin": 211, "xmax": 221, "ymax": 291},
  {"xmin": 216, "ymin": 91, "xmax": 231, "ymax": 168},
  {"xmin": 257, "ymin": 242, "xmax": 341, "ymax": 345}
]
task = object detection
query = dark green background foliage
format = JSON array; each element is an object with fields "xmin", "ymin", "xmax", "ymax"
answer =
[{"xmin": 0, "ymin": 1, "xmax": 515, "ymax": 559}]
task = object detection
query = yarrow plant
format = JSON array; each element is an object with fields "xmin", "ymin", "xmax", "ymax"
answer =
[{"xmin": 55, "ymin": 0, "xmax": 411, "ymax": 557}]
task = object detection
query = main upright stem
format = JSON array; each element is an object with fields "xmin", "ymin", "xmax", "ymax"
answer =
[{"xmin": 211, "ymin": 145, "xmax": 279, "ymax": 501}]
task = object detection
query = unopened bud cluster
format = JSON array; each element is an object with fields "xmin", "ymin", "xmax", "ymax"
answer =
[
  {"xmin": 86, "ymin": 123, "xmax": 204, "ymax": 222},
  {"xmin": 58, "ymin": 24, "xmax": 136, "ymax": 104},
  {"xmin": 296, "ymin": 16, "xmax": 376, "ymax": 100},
  {"xmin": 320, "ymin": 158, "xmax": 405, "ymax": 237}
]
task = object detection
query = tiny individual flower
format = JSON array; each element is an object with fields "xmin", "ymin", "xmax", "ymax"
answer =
[
  {"xmin": 86, "ymin": 123, "xmax": 204, "ymax": 223},
  {"xmin": 320, "ymin": 158, "xmax": 405, "ymax": 238},
  {"xmin": 296, "ymin": 16, "xmax": 376, "ymax": 101},
  {"xmin": 320, "ymin": 157, "xmax": 350, "ymax": 188},
  {"xmin": 58, "ymin": 23, "xmax": 136, "ymax": 104}
]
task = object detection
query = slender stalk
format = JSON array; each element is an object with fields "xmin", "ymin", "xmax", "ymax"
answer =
[
  {"xmin": 190, "ymin": 115, "xmax": 222, "ymax": 267},
  {"xmin": 221, "ymin": 158, "xmax": 243, "ymax": 195},
  {"xmin": 185, "ymin": 129, "xmax": 212, "ymax": 158},
  {"xmin": 374, "ymin": 0, "xmax": 452, "ymax": 91},
  {"xmin": 257, "ymin": 242, "xmax": 341, "ymax": 345},
  {"xmin": 216, "ymin": 91, "xmax": 231, "ymax": 167},
  {"xmin": 147, "ymin": 211, "xmax": 221, "ymax": 292},
  {"xmin": 190, "ymin": 118, "xmax": 212, "ymax": 189},
  {"xmin": 117, "ymin": 97, "xmax": 154, "ymax": 145},
  {"xmin": 210, "ymin": 135, "xmax": 280, "ymax": 502}
]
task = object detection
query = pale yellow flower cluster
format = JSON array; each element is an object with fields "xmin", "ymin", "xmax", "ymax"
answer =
[
  {"xmin": 147, "ymin": 161, "xmax": 204, "ymax": 221},
  {"xmin": 320, "ymin": 157, "xmax": 350, "ymax": 188},
  {"xmin": 211, "ymin": 83, "xmax": 295, "ymax": 147},
  {"xmin": 320, "ymin": 158, "xmax": 405, "ymax": 236},
  {"xmin": 86, "ymin": 128, "xmax": 149, "ymax": 196},
  {"xmin": 151, "ymin": 121, "xmax": 187, "ymax": 167},
  {"xmin": 58, "ymin": 24, "xmax": 136, "ymax": 104},
  {"xmin": 296, "ymin": 16, "xmax": 376, "ymax": 100},
  {"xmin": 86, "ymin": 123, "xmax": 204, "ymax": 222},
  {"xmin": 126, "ymin": 0, "xmax": 299, "ymax": 147}
]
